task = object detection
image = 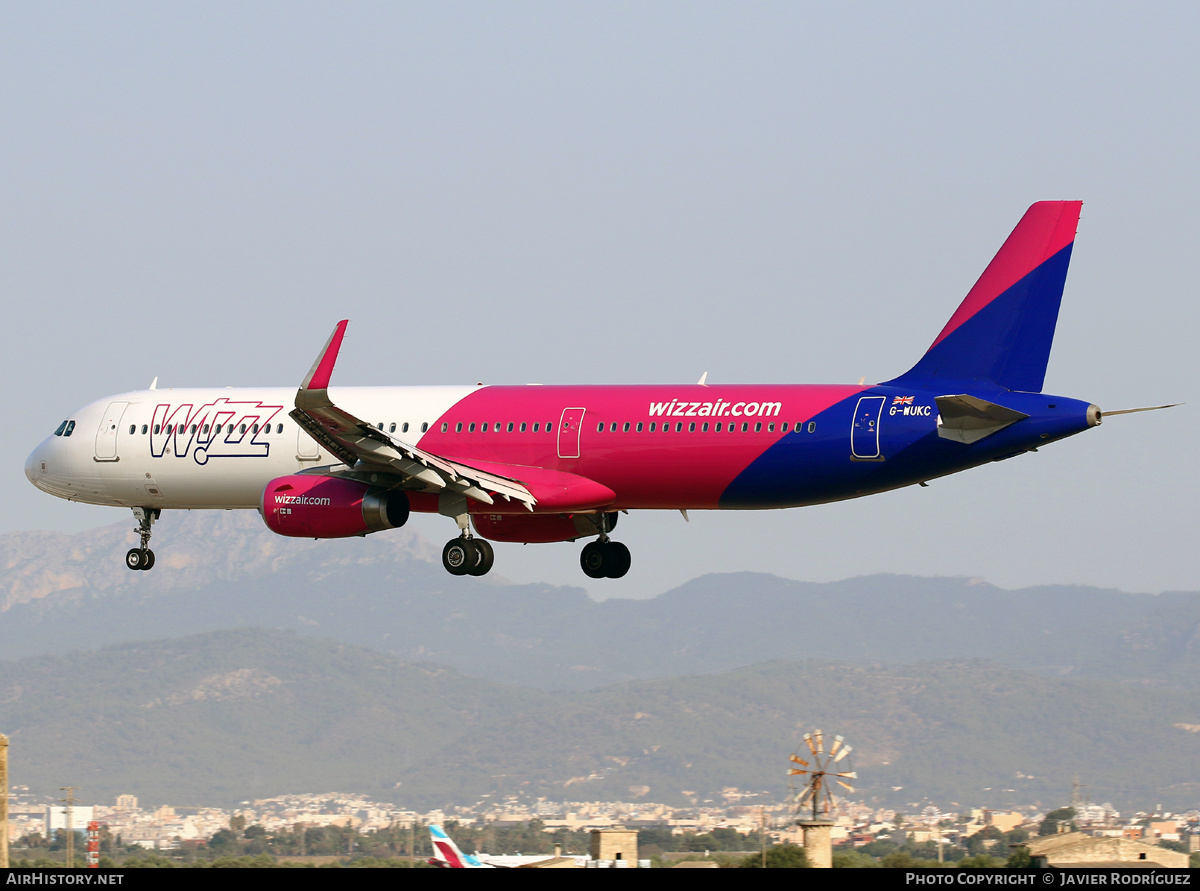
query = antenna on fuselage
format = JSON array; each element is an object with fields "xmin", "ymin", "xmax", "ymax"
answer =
[{"xmin": 148, "ymin": 377, "xmax": 158, "ymax": 390}]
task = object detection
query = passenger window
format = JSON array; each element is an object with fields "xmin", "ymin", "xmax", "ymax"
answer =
[
  {"xmin": 597, "ymin": 423, "xmax": 604, "ymax": 433},
  {"xmin": 240, "ymin": 424, "xmax": 247, "ymax": 434},
  {"xmin": 277, "ymin": 423, "xmax": 283, "ymax": 434},
  {"xmin": 636, "ymin": 422, "xmax": 643, "ymax": 432},
  {"xmin": 481, "ymin": 423, "xmax": 488, "ymax": 432},
  {"xmin": 507, "ymin": 422, "xmax": 514, "ymax": 432},
  {"xmin": 676, "ymin": 422, "xmax": 683, "ymax": 432},
  {"xmin": 623, "ymin": 422, "xmax": 630, "ymax": 432},
  {"xmin": 520, "ymin": 422, "xmax": 526, "ymax": 432},
  {"xmin": 781, "ymin": 422, "xmax": 789, "ymax": 432},
  {"xmin": 741, "ymin": 422, "xmax": 749, "ymax": 432},
  {"xmin": 702, "ymin": 422, "xmax": 709, "ymax": 432},
  {"xmin": 154, "ymin": 424, "xmax": 161, "ymax": 435},
  {"xmin": 547, "ymin": 423, "xmax": 554, "ymax": 433},
  {"xmin": 688, "ymin": 422, "xmax": 695, "ymax": 432},
  {"xmin": 455, "ymin": 423, "xmax": 463, "ymax": 433},
  {"xmin": 755, "ymin": 422, "xmax": 762, "ymax": 432},
  {"xmin": 129, "ymin": 425, "xmax": 136, "ymax": 435},
  {"xmin": 807, "ymin": 421, "xmax": 817, "ymax": 433},
  {"xmin": 533, "ymin": 423, "xmax": 539, "ymax": 432},
  {"xmin": 716, "ymin": 422, "xmax": 723, "ymax": 432},
  {"xmin": 768, "ymin": 423, "xmax": 775, "ymax": 432},
  {"xmin": 194, "ymin": 424, "xmax": 201, "ymax": 434},
  {"xmin": 469, "ymin": 423, "xmax": 476, "ymax": 433},
  {"xmin": 441, "ymin": 423, "xmax": 448, "ymax": 432},
  {"xmin": 142, "ymin": 425, "xmax": 149, "ymax": 435}
]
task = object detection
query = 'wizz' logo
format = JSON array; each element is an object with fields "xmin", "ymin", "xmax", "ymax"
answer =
[{"xmin": 150, "ymin": 399, "xmax": 284, "ymax": 465}]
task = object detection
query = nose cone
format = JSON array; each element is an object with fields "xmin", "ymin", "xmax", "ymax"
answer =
[{"xmin": 25, "ymin": 440, "xmax": 49, "ymax": 490}]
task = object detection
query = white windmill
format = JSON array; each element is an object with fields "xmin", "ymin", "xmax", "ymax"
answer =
[{"xmin": 787, "ymin": 729, "xmax": 857, "ymax": 822}]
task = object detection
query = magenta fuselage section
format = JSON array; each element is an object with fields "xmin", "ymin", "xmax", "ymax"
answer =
[{"xmin": 417, "ymin": 383, "xmax": 864, "ymax": 511}]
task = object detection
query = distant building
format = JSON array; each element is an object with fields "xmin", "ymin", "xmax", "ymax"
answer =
[
  {"xmin": 983, "ymin": 810, "xmax": 1025, "ymax": 833},
  {"xmin": 46, "ymin": 807, "xmax": 94, "ymax": 833},
  {"xmin": 1021, "ymin": 832, "xmax": 1188, "ymax": 868}
]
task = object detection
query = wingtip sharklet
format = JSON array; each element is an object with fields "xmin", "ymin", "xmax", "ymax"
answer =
[{"xmin": 301, "ymin": 320, "xmax": 350, "ymax": 391}]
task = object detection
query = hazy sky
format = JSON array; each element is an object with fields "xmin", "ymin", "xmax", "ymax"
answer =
[{"xmin": 3, "ymin": 2, "xmax": 1196, "ymax": 599}]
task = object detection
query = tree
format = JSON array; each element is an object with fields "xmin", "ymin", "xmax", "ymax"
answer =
[
  {"xmin": 740, "ymin": 844, "xmax": 809, "ymax": 868},
  {"xmin": 1038, "ymin": 807, "xmax": 1076, "ymax": 837}
]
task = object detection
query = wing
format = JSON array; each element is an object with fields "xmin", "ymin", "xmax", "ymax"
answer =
[{"xmin": 290, "ymin": 321, "xmax": 536, "ymax": 510}]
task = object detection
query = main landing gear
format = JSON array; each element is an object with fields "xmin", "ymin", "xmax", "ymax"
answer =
[
  {"xmin": 580, "ymin": 512, "xmax": 630, "ymax": 579},
  {"xmin": 125, "ymin": 507, "xmax": 160, "ymax": 571},
  {"xmin": 580, "ymin": 540, "xmax": 630, "ymax": 579},
  {"xmin": 441, "ymin": 536, "xmax": 494, "ymax": 577},
  {"xmin": 439, "ymin": 493, "xmax": 495, "ymax": 577}
]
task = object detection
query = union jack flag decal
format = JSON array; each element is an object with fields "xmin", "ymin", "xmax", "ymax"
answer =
[{"xmin": 892, "ymin": 395, "xmax": 914, "ymax": 405}]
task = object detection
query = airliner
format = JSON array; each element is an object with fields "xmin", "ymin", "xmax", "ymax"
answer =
[
  {"xmin": 26, "ymin": 201, "xmax": 1166, "ymax": 579},
  {"xmin": 427, "ymin": 824, "xmax": 567, "ymax": 868}
]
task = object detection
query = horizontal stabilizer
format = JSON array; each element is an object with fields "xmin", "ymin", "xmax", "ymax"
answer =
[{"xmin": 935, "ymin": 394, "xmax": 1029, "ymax": 444}]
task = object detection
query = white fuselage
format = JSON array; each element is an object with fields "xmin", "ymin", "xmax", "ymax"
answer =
[{"xmin": 25, "ymin": 386, "xmax": 472, "ymax": 509}]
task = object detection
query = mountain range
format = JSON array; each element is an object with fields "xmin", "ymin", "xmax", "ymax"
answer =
[{"xmin": 1, "ymin": 513, "xmax": 1197, "ymax": 811}]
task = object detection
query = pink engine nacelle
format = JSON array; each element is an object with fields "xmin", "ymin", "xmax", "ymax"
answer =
[{"xmin": 261, "ymin": 474, "xmax": 410, "ymax": 538}]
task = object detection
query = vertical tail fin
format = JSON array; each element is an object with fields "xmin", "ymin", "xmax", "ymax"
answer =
[
  {"xmin": 429, "ymin": 824, "xmax": 488, "ymax": 868},
  {"xmin": 887, "ymin": 201, "xmax": 1083, "ymax": 393}
]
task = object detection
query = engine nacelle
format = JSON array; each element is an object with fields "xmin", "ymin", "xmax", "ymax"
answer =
[
  {"xmin": 261, "ymin": 474, "xmax": 410, "ymax": 539},
  {"xmin": 471, "ymin": 511, "xmax": 616, "ymax": 544}
]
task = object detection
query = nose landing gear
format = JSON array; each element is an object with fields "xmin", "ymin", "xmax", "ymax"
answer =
[{"xmin": 125, "ymin": 507, "xmax": 159, "ymax": 571}]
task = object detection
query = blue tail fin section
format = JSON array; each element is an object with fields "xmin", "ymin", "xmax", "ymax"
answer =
[{"xmin": 888, "ymin": 201, "xmax": 1082, "ymax": 393}]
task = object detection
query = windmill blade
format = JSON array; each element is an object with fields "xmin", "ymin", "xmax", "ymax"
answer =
[
  {"xmin": 822, "ymin": 785, "xmax": 838, "ymax": 814},
  {"xmin": 829, "ymin": 735, "xmax": 845, "ymax": 758},
  {"xmin": 803, "ymin": 732, "xmax": 819, "ymax": 758},
  {"xmin": 1102, "ymin": 403, "xmax": 1181, "ymax": 417},
  {"xmin": 795, "ymin": 785, "xmax": 815, "ymax": 809},
  {"xmin": 837, "ymin": 779, "xmax": 855, "ymax": 793},
  {"xmin": 813, "ymin": 729, "xmax": 824, "ymax": 753},
  {"xmin": 835, "ymin": 771, "xmax": 857, "ymax": 781},
  {"xmin": 789, "ymin": 753, "xmax": 810, "ymax": 767},
  {"xmin": 788, "ymin": 768, "xmax": 811, "ymax": 777},
  {"xmin": 833, "ymin": 744, "xmax": 853, "ymax": 762}
]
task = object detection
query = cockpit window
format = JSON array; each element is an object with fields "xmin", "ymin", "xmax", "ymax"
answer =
[
  {"xmin": 54, "ymin": 421, "xmax": 68, "ymax": 436},
  {"xmin": 63, "ymin": 420, "xmax": 75, "ymax": 437}
]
